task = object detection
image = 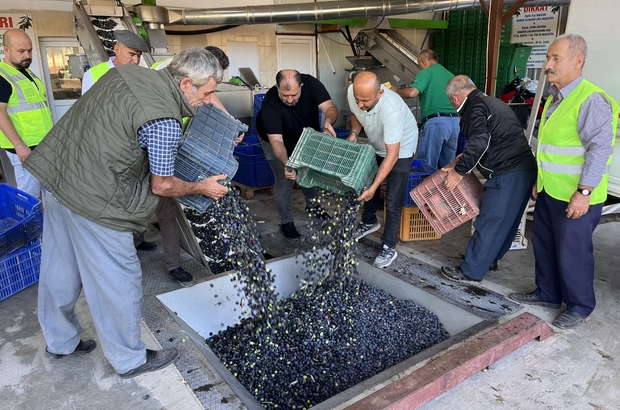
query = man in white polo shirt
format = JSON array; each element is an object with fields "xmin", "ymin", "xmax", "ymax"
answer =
[{"xmin": 348, "ymin": 71, "xmax": 418, "ymax": 268}]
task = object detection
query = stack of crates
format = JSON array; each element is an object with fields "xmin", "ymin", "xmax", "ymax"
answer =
[
  {"xmin": 496, "ymin": 43, "xmax": 533, "ymax": 96},
  {"xmin": 232, "ymin": 142, "xmax": 275, "ymax": 187},
  {"xmin": 434, "ymin": 10, "xmax": 529, "ymax": 94},
  {"xmin": 389, "ymin": 160, "xmax": 442, "ymax": 242},
  {"xmin": 0, "ymin": 184, "xmax": 43, "ymax": 301}
]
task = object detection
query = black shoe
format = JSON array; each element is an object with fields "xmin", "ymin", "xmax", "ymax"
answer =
[
  {"xmin": 440, "ymin": 266, "xmax": 481, "ymax": 283},
  {"xmin": 136, "ymin": 241, "xmax": 157, "ymax": 251},
  {"xmin": 118, "ymin": 348, "xmax": 180, "ymax": 379},
  {"xmin": 461, "ymin": 254, "xmax": 498, "ymax": 271},
  {"xmin": 281, "ymin": 222, "xmax": 300, "ymax": 238},
  {"xmin": 305, "ymin": 205, "xmax": 331, "ymax": 220},
  {"xmin": 509, "ymin": 292, "xmax": 561, "ymax": 309},
  {"xmin": 169, "ymin": 267, "xmax": 193, "ymax": 282},
  {"xmin": 553, "ymin": 310, "xmax": 589, "ymax": 329},
  {"xmin": 45, "ymin": 339, "xmax": 97, "ymax": 359}
]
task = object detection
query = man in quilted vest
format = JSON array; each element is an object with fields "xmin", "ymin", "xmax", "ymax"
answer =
[
  {"xmin": 0, "ymin": 29, "xmax": 53, "ymax": 197},
  {"xmin": 25, "ymin": 48, "xmax": 229, "ymax": 379}
]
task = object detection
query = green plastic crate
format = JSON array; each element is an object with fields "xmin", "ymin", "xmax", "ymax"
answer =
[{"xmin": 286, "ymin": 128, "xmax": 378, "ymax": 196}]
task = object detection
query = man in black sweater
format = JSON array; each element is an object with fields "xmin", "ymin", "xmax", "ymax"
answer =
[{"xmin": 441, "ymin": 75, "xmax": 537, "ymax": 282}]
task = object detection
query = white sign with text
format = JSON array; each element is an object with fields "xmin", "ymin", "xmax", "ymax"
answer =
[{"xmin": 511, "ymin": 6, "xmax": 560, "ymax": 68}]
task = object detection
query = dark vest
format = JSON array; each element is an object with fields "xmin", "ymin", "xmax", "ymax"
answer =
[{"xmin": 24, "ymin": 64, "xmax": 194, "ymax": 233}]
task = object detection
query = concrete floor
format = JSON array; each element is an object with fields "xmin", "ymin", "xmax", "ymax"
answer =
[{"xmin": 1, "ymin": 189, "xmax": 619, "ymax": 409}]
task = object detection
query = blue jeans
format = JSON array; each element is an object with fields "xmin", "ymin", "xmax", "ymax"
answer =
[
  {"xmin": 460, "ymin": 169, "xmax": 536, "ymax": 280},
  {"xmin": 417, "ymin": 116, "xmax": 460, "ymax": 169},
  {"xmin": 261, "ymin": 139, "xmax": 317, "ymax": 224},
  {"xmin": 362, "ymin": 155, "xmax": 413, "ymax": 249},
  {"xmin": 532, "ymin": 190, "xmax": 602, "ymax": 316}
]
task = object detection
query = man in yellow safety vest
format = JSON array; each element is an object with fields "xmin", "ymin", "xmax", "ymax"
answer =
[
  {"xmin": 511, "ymin": 34, "xmax": 619, "ymax": 329},
  {"xmin": 0, "ymin": 29, "xmax": 53, "ymax": 197}
]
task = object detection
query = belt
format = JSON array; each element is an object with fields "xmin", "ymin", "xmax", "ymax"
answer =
[{"xmin": 422, "ymin": 112, "xmax": 459, "ymax": 124}]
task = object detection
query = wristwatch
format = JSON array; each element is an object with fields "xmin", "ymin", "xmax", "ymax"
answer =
[{"xmin": 576, "ymin": 188, "xmax": 592, "ymax": 196}]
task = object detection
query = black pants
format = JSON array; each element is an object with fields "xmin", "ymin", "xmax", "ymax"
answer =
[{"xmin": 362, "ymin": 155, "xmax": 412, "ymax": 249}]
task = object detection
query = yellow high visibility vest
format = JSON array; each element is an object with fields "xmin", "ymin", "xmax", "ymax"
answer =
[
  {"xmin": 537, "ymin": 80, "xmax": 619, "ymax": 204},
  {"xmin": 0, "ymin": 61, "xmax": 53, "ymax": 148},
  {"xmin": 87, "ymin": 61, "xmax": 112, "ymax": 84}
]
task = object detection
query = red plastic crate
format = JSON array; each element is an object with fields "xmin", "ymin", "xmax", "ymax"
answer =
[{"xmin": 409, "ymin": 166, "xmax": 483, "ymax": 235}]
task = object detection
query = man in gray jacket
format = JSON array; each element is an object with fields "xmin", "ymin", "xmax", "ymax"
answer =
[{"xmin": 25, "ymin": 48, "xmax": 227, "ymax": 379}]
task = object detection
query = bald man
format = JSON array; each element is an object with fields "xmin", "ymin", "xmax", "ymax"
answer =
[
  {"xmin": 349, "ymin": 71, "xmax": 418, "ymax": 268},
  {"xmin": 256, "ymin": 69, "xmax": 338, "ymax": 238},
  {"xmin": 0, "ymin": 29, "xmax": 53, "ymax": 197}
]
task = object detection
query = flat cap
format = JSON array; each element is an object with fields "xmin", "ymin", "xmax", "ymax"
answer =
[{"xmin": 113, "ymin": 30, "xmax": 149, "ymax": 53}]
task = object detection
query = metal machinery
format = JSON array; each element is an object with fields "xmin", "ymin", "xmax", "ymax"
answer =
[
  {"xmin": 72, "ymin": 0, "xmax": 173, "ymax": 69},
  {"xmin": 348, "ymin": 27, "xmax": 424, "ymax": 118}
]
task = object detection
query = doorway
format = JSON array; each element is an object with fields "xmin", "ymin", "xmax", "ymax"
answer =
[
  {"xmin": 38, "ymin": 37, "xmax": 82, "ymax": 123},
  {"xmin": 276, "ymin": 35, "xmax": 316, "ymax": 76}
]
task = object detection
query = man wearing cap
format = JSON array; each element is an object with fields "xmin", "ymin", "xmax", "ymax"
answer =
[
  {"xmin": 391, "ymin": 49, "xmax": 459, "ymax": 169},
  {"xmin": 81, "ymin": 30, "xmax": 149, "ymax": 93},
  {"xmin": 0, "ymin": 29, "xmax": 53, "ymax": 198}
]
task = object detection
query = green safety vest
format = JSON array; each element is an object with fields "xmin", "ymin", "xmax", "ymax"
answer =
[
  {"xmin": 150, "ymin": 58, "xmax": 171, "ymax": 70},
  {"xmin": 0, "ymin": 61, "xmax": 53, "ymax": 148},
  {"xmin": 537, "ymin": 80, "xmax": 619, "ymax": 204},
  {"xmin": 87, "ymin": 61, "xmax": 113, "ymax": 83}
]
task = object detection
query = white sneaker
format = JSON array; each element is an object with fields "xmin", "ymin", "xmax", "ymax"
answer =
[
  {"xmin": 373, "ymin": 245, "xmax": 398, "ymax": 268},
  {"xmin": 355, "ymin": 222, "xmax": 381, "ymax": 240}
]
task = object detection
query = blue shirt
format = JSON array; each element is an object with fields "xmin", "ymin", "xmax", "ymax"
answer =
[{"xmin": 137, "ymin": 118, "xmax": 183, "ymax": 176}]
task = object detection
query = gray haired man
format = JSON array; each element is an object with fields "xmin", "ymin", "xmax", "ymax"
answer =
[{"xmin": 25, "ymin": 48, "xmax": 228, "ymax": 378}]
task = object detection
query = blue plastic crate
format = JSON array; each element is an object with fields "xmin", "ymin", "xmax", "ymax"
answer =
[
  {"xmin": 175, "ymin": 103, "xmax": 248, "ymax": 212},
  {"xmin": 404, "ymin": 159, "xmax": 436, "ymax": 207},
  {"xmin": 232, "ymin": 144, "xmax": 275, "ymax": 187},
  {"xmin": 243, "ymin": 128, "xmax": 260, "ymax": 145},
  {"xmin": 0, "ymin": 184, "xmax": 43, "ymax": 258},
  {"xmin": 0, "ymin": 238, "xmax": 41, "ymax": 301},
  {"xmin": 253, "ymin": 93, "xmax": 265, "ymax": 116},
  {"xmin": 333, "ymin": 127, "xmax": 350, "ymax": 139}
]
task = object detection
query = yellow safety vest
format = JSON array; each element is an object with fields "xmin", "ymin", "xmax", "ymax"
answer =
[
  {"xmin": 87, "ymin": 61, "xmax": 112, "ymax": 84},
  {"xmin": 0, "ymin": 62, "xmax": 53, "ymax": 148},
  {"xmin": 537, "ymin": 80, "xmax": 619, "ymax": 204},
  {"xmin": 150, "ymin": 58, "xmax": 171, "ymax": 70}
]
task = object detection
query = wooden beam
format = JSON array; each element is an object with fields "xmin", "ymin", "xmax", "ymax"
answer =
[
  {"xmin": 502, "ymin": 0, "xmax": 528, "ymax": 25},
  {"xmin": 478, "ymin": 0, "xmax": 490, "ymax": 18},
  {"xmin": 485, "ymin": 0, "xmax": 504, "ymax": 96},
  {"xmin": 344, "ymin": 313, "xmax": 553, "ymax": 410}
]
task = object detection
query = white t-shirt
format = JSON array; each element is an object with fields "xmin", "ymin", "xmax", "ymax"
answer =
[
  {"xmin": 81, "ymin": 57, "xmax": 116, "ymax": 94},
  {"xmin": 347, "ymin": 84, "xmax": 418, "ymax": 158}
]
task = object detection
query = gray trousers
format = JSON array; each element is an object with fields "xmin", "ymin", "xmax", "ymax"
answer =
[
  {"xmin": 260, "ymin": 139, "xmax": 317, "ymax": 224},
  {"xmin": 38, "ymin": 190, "xmax": 146, "ymax": 374}
]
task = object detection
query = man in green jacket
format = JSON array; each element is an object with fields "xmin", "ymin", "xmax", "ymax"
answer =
[
  {"xmin": 25, "ymin": 48, "xmax": 228, "ymax": 379},
  {"xmin": 391, "ymin": 49, "xmax": 459, "ymax": 169}
]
